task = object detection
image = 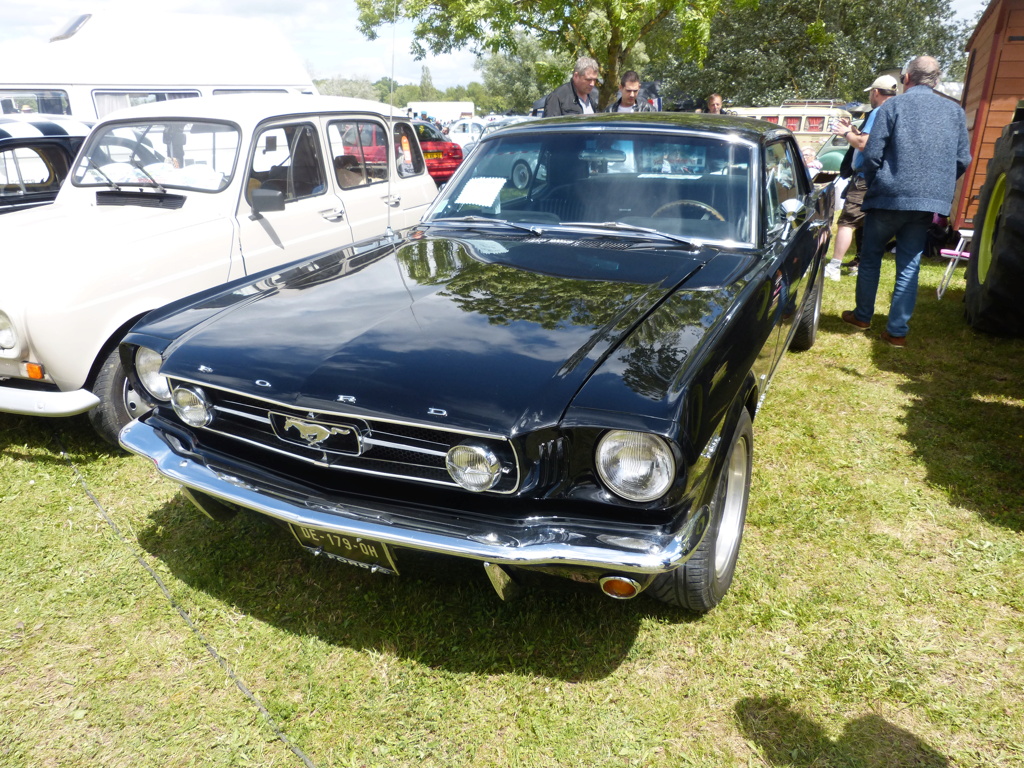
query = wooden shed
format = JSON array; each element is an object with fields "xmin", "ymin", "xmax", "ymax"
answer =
[{"xmin": 952, "ymin": 0, "xmax": 1024, "ymax": 230}]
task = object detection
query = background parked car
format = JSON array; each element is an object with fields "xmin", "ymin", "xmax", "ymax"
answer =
[
  {"xmin": 462, "ymin": 115, "xmax": 538, "ymax": 157},
  {"xmin": 445, "ymin": 117, "xmax": 487, "ymax": 148},
  {"xmin": 119, "ymin": 112, "xmax": 833, "ymax": 611},
  {"xmin": 411, "ymin": 119, "xmax": 463, "ymax": 183},
  {"xmin": 0, "ymin": 95, "xmax": 437, "ymax": 444},
  {"xmin": 0, "ymin": 113, "xmax": 92, "ymax": 213}
]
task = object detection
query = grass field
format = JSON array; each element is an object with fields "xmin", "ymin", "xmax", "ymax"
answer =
[{"xmin": 1, "ymin": 255, "xmax": 1022, "ymax": 767}]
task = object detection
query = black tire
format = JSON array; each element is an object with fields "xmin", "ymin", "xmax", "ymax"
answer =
[
  {"xmin": 511, "ymin": 159, "xmax": 532, "ymax": 190},
  {"xmin": 964, "ymin": 123, "xmax": 1024, "ymax": 337},
  {"xmin": 87, "ymin": 347, "xmax": 151, "ymax": 446},
  {"xmin": 790, "ymin": 262, "xmax": 824, "ymax": 351},
  {"xmin": 650, "ymin": 408, "xmax": 752, "ymax": 612}
]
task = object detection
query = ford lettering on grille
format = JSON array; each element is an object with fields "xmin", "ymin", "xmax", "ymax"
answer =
[{"xmin": 271, "ymin": 413, "xmax": 364, "ymax": 455}]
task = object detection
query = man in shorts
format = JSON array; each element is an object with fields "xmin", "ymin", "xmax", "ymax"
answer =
[{"xmin": 823, "ymin": 74, "xmax": 899, "ymax": 281}]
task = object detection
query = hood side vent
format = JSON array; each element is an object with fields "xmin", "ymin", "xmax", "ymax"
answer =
[{"xmin": 96, "ymin": 190, "xmax": 186, "ymax": 209}]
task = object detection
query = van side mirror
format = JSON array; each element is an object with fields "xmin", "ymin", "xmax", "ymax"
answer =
[{"xmin": 250, "ymin": 187, "xmax": 284, "ymax": 219}]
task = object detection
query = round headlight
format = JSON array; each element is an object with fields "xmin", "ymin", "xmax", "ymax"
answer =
[
  {"xmin": 0, "ymin": 311, "xmax": 18, "ymax": 350},
  {"xmin": 446, "ymin": 443, "xmax": 502, "ymax": 492},
  {"xmin": 171, "ymin": 386, "xmax": 212, "ymax": 427},
  {"xmin": 134, "ymin": 346, "xmax": 171, "ymax": 401},
  {"xmin": 596, "ymin": 430, "xmax": 675, "ymax": 502}
]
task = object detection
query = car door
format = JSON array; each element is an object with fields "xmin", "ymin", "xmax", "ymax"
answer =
[
  {"xmin": 235, "ymin": 118, "xmax": 354, "ymax": 276},
  {"xmin": 324, "ymin": 116, "xmax": 414, "ymax": 242},
  {"xmin": 762, "ymin": 138, "xmax": 820, "ymax": 368}
]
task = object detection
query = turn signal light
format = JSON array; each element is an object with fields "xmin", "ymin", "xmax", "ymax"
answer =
[
  {"xmin": 599, "ymin": 576, "xmax": 642, "ymax": 599},
  {"xmin": 23, "ymin": 362, "xmax": 44, "ymax": 380}
]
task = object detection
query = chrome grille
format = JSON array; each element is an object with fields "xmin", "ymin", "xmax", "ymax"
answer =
[{"xmin": 168, "ymin": 381, "xmax": 520, "ymax": 493}]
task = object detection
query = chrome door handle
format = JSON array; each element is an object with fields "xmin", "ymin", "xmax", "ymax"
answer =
[
  {"xmin": 319, "ymin": 207, "xmax": 345, "ymax": 221},
  {"xmin": 383, "ymin": 195, "xmax": 401, "ymax": 207}
]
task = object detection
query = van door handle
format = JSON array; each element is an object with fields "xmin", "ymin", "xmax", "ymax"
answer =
[
  {"xmin": 319, "ymin": 207, "xmax": 345, "ymax": 221},
  {"xmin": 383, "ymin": 194, "xmax": 401, "ymax": 207}
]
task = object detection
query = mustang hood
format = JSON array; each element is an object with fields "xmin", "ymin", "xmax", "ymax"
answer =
[{"xmin": 155, "ymin": 233, "xmax": 718, "ymax": 434}]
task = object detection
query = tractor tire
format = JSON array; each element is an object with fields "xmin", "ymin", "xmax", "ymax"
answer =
[{"xmin": 964, "ymin": 122, "xmax": 1024, "ymax": 337}]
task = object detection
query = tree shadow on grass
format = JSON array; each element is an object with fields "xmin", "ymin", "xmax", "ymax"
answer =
[
  {"xmin": 865, "ymin": 284, "xmax": 1024, "ymax": 531},
  {"xmin": 736, "ymin": 696, "xmax": 950, "ymax": 767},
  {"xmin": 135, "ymin": 493, "xmax": 699, "ymax": 681}
]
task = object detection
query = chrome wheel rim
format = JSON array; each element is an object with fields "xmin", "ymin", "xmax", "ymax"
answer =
[{"xmin": 714, "ymin": 436, "xmax": 749, "ymax": 579}]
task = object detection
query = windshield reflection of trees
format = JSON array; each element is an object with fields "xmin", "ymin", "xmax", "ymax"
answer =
[{"xmin": 399, "ymin": 238, "xmax": 718, "ymax": 400}]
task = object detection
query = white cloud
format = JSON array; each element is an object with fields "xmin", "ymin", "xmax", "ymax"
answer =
[{"xmin": 0, "ymin": 0, "xmax": 480, "ymax": 88}]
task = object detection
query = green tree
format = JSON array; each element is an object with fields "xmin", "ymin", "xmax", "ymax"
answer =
[
  {"xmin": 649, "ymin": 0, "xmax": 969, "ymax": 107},
  {"xmin": 354, "ymin": 0, "xmax": 734, "ymax": 109},
  {"xmin": 476, "ymin": 32, "xmax": 564, "ymax": 114},
  {"xmin": 315, "ymin": 76, "xmax": 381, "ymax": 100},
  {"xmin": 419, "ymin": 66, "xmax": 439, "ymax": 100}
]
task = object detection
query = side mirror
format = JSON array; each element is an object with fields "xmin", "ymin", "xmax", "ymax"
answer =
[
  {"xmin": 779, "ymin": 198, "xmax": 807, "ymax": 237},
  {"xmin": 250, "ymin": 187, "xmax": 284, "ymax": 219}
]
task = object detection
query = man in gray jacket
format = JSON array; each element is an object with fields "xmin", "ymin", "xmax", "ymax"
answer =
[{"xmin": 842, "ymin": 55, "xmax": 971, "ymax": 346}]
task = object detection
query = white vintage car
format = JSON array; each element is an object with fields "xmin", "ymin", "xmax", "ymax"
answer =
[{"xmin": 0, "ymin": 94, "xmax": 438, "ymax": 443}]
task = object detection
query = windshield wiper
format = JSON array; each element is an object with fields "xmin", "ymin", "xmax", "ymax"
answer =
[
  {"xmin": 426, "ymin": 216, "xmax": 545, "ymax": 236},
  {"xmin": 129, "ymin": 161, "xmax": 167, "ymax": 193},
  {"xmin": 560, "ymin": 221, "xmax": 697, "ymax": 248},
  {"xmin": 83, "ymin": 156, "xmax": 120, "ymax": 190}
]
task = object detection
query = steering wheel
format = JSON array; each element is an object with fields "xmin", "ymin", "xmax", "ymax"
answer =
[{"xmin": 651, "ymin": 199, "xmax": 725, "ymax": 221}]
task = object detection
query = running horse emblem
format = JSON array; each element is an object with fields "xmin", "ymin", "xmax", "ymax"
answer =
[{"xmin": 282, "ymin": 416, "xmax": 353, "ymax": 447}]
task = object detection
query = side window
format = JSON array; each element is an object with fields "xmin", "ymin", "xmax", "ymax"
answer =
[
  {"xmin": 248, "ymin": 122, "xmax": 326, "ymax": 203},
  {"xmin": 328, "ymin": 119, "xmax": 389, "ymax": 185},
  {"xmin": 0, "ymin": 147, "xmax": 60, "ymax": 194},
  {"xmin": 392, "ymin": 123, "xmax": 425, "ymax": 179},
  {"xmin": 764, "ymin": 140, "xmax": 802, "ymax": 231}
]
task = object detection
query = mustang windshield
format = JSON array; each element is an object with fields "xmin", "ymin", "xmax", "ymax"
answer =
[
  {"xmin": 426, "ymin": 130, "xmax": 755, "ymax": 244},
  {"xmin": 72, "ymin": 120, "xmax": 240, "ymax": 192}
]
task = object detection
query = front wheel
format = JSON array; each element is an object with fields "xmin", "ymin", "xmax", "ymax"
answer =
[
  {"xmin": 87, "ymin": 347, "xmax": 150, "ymax": 446},
  {"xmin": 650, "ymin": 408, "xmax": 753, "ymax": 612}
]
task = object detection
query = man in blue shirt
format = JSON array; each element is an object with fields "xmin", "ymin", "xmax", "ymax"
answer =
[
  {"xmin": 824, "ymin": 74, "xmax": 899, "ymax": 281},
  {"xmin": 842, "ymin": 56, "xmax": 971, "ymax": 346}
]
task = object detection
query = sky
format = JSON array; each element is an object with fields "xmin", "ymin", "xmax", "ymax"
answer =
[{"xmin": 0, "ymin": 0, "xmax": 990, "ymax": 90}]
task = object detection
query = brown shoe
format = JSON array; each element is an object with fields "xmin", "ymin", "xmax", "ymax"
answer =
[
  {"xmin": 841, "ymin": 310, "xmax": 870, "ymax": 330},
  {"xmin": 880, "ymin": 330, "xmax": 906, "ymax": 347}
]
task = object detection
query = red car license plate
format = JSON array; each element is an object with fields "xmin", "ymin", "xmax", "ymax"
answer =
[
  {"xmin": 423, "ymin": 151, "xmax": 443, "ymax": 159},
  {"xmin": 289, "ymin": 524, "xmax": 398, "ymax": 575}
]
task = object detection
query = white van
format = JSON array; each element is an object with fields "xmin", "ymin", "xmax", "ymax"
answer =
[
  {"xmin": 1, "ymin": 13, "xmax": 317, "ymax": 121},
  {"xmin": 730, "ymin": 101, "xmax": 852, "ymax": 152},
  {"xmin": 0, "ymin": 95, "xmax": 437, "ymax": 444}
]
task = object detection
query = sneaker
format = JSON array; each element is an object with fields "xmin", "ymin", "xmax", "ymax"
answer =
[
  {"xmin": 841, "ymin": 310, "xmax": 870, "ymax": 330},
  {"xmin": 880, "ymin": 330, "xmax": 906, "ymax": 347},
  {"xmin": 824, "ymin": 262, "xmax": 841, "ymax": 281},
  {"xmin": 842, "ymin": 256, "xmax": 860, "ymax": 269},
  {"xmin": 848, "ymin": 265, "xmax": 859, "ymax": 276}
]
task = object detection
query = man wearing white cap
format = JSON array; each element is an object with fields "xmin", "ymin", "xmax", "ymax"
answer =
[
  {"xmin": 842, "ymin": 56, "xmax": 970, "ymax": 347},
  {"xmin": 823, "ymin": 74, "xmax": 900, "ymax": 281}
]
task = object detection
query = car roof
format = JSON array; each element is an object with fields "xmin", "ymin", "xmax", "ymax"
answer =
[
  {"xmin": 96, "ymin": 94, "xmax": 407, "ymax": 129},
  {"xmin": 0, "ymin": 113, "xmax": 93, "ymax": 141},
  {"xmin": 494, "ymin": 111, "xmax": 790, "ymax": 144}
]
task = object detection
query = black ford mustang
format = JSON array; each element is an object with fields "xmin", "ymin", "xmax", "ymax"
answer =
[{"xmin": 119, "ymin": 113, "xmax": 832, "ymax": 611}]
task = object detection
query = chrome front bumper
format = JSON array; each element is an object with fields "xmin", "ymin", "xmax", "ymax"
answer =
[
  {"xmin": 120, "ymin": 419, "xmax": 707, "ymax": 575},
  {"xmin": 0, "ymin": 384, "xmax": 100, "ymax": 416}
]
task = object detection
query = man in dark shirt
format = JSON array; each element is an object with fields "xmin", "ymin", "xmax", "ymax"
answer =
[{"xmin": 544, "ymin": 57, "xmax": 600, "ymax": 117}]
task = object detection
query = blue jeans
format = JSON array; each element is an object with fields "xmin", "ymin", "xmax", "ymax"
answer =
[{"xmin": 853, "ymin": 209, "xmax": 932, "ymax": 337}]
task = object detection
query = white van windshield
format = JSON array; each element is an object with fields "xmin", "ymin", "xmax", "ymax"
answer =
[{"xmin": 72, "ymin": 120, "xmax": 240, "ymax": 192}]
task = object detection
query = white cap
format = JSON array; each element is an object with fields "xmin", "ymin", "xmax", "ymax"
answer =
[{"xmin": 865, "ymin": 75, "xmax": 900, "ymax": 92}]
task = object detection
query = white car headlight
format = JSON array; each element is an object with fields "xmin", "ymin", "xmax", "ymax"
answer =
[
  {"xmin": 596, "ymin": 430, "xmax": 675, "ymax": 502},
  {"xmin": 134, "ymin": 346, "xmax": 171, "ymax": 401},
  {"xmin": 0, "ymin": 311, "xmax": 18, "ymax": 350},
  {"xmin": 172, "ymin": 386, "xmax": 213, "ymax": 427},
  {"xmin": 446, "ymin": 443, "xmax": 502, "ymax": 492}
]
